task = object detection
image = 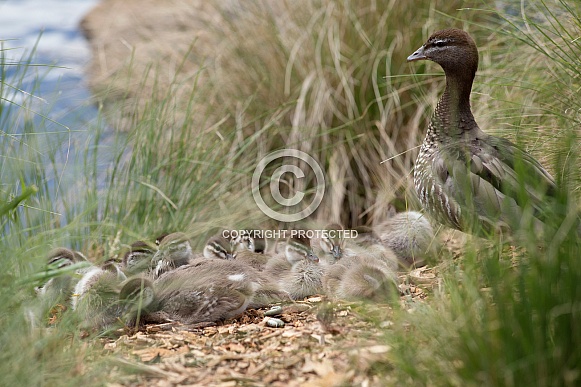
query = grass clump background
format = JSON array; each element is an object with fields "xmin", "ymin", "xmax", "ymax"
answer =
[{"xmin": 1, "ymin": 0, "xmax": 580, "ymax": 385}]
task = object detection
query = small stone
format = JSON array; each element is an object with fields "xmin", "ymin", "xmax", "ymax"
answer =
[
  {"xmin": 266, "ymin": 318, "xmax": 285, "ymax": 328},
  {"xmin": 264, "ymin": 305, "xmax": 283, "ymax": 316}
]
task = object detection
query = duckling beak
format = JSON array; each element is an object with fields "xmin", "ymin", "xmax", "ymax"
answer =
[
  {"xmin": 308, "ymin": 253, "xmax": 319, "ymax": 263},
  {"xmin": 331, "ymin": 245, "xmax": 342, "ymax": 260},
  {"xmin": 407, "ymin": 45, "xmax": 427, "ymax": 62},
  {"xmin": 226, "ymin": 253, "xmax": 236, "ymax": 260}
]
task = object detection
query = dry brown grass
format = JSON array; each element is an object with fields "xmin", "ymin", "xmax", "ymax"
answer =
[{"xmin": 82, "ymin": 0, "xmax": 500, "ymax": 228}]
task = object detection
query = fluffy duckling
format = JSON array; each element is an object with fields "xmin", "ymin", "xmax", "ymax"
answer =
[
  {"xmin": 205, "ymin": 231, "xmax": 271, "ymax": 271},
  {"xmin": 234, "ymin": 249, "xmax": 270, "ymax": 271},
  {"xmin": 117, "ymin": 277, "xmax": 157, "ymax": 325},
  {"xmin": 37, "ymin": 248, "xmax": 89, "ymax": 308},
  {"xmin": 278, "ymin": 234, "xmax": 325, "ymax": 300},
  {"xmin": 121, "ymin": 240, "xmax": 157, "ymax": 276},
  {"xmin": 232, "ymin": 232, "xmax": 271, "ymax": 270},
  {"xmin": 264, "ymin": 233, "xmax": 314, "ymax": 276},
  {"xmin": 331, "ymin": 256, "xmax": 398, "ymax": 302},
  {"xmin": 376, "ymin": 211, "xmax": 435, "ymax": 268},
  {"xmin": 150, "ymin": 232, "xmax": 193, "ymax": 278},
  {"xmin": 334, "ymin": 234, "xmax": 399, "ymax": 273},
  {"xmin": 316, "ymin": 224, "xmax": 398, "ymax": 272},
  {"xmin": 153, "ymin": 262, "xmax": 256, "ymax": 324},
  {"xmin": 321, "ymin": 263, "xmax": 346, "ymax": 299},
  {"xmin": 203, "ymin": 234, "xmax": 235, "ymax": 260},
  {"xmin": 71, "ymin": 261, "xmax": 154, "ymax": 329},
  {"xmin": 230, "ymin": 230, "xmax": 267, "ymax": 253},
  {"xmin": 317, "ymin": 223, "xmax": 345, "ymax": 263},
  {"xmin": 321, "ymin": 232, "xmax": 399, "ymax": 302},
  {"xmin": 188, "ymin": 255, "xmax": 291, "ymax": 308},
  {"xmin": 263, "ymin": 252, "xmax": 293, "ymax": 278},
  {"xmin": 196, "ymin": 233, "xmax": 291, "ymax": 306}
]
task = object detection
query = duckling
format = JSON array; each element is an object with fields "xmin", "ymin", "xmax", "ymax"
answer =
[
  {"xmin": 187, "ymin": 256, "xmax": 291, "ymax": 308},
  {"xmin": 203, "ymin": 234, "xmax": 235, "ymax": 260},
  {"xmin": 375, "ymin": 211, "xmax": 435, "ymax": 268},
  {"xmin": 150, "ymin": 232, "xmax": 193, "ymax": 278},
  {"xmin": 234, "ymin": 249, "xmax": 270, "ymax": 271},
  {"xmin": 278, "ymin": 234, "xmax": 325, "ymax": 300},
  {"xmin": 37, "ymin": 248, "xmax": 89, "ymax": 308},
  {"xmin": 264, "ymin": 233, "xmax": 311, "ymax": 277},
  {"xmin": 71, "ymin": 261, "xmax": 144, "ymax": 329},
  {"xmin": 117, "ymin": 276, "xmax": 157, "ymax": 326},
  {"xmin": 331, "ymin": 256, "xmax": 398, "ymax": 302},
  {"xmin": 315, "ymin": 224, "xmax": 398, "ymax": 272},
  {"xmin": 153, "ymin": 263, "xmax": 256, "ymax": 324},
  {"xmin": 233, "ymin": 232, "xmax": 271, "ymax": 271},
  {"xmin": 194, "ymin": 234, "xmax": 291, "ymax": 306},
  {"xmin": 263, "ymin": 251, "xmax": 293, "ymax": 278},
  {"xmin": 321, "ymin": 263, "xmax": 347, "ymax": 299},
  {"xmin": 230, "ymin": 230, "xmax": 255, "ymax": 251},
  {"xmin": 317, "ymin": 223, "xmax": 345, "ymax": 263},
  {"xmin": 121, "ymin": 240, "xmax": 157, "ymax": 276},
  {"xmin": 204, "ymin": 231, "xmax": 271, "ymax": 271},
  {"xmin": 230, "ymin": 230, "xmax": 262, "ymax": 253},
  {"xmin": 322, "ymin": 237, "xmax": 399, "ymax": 302}
]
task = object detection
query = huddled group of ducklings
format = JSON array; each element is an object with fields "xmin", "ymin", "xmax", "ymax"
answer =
[{"xmin": 36, "ymin": 211, "xmax": 435, "ymax": 331}]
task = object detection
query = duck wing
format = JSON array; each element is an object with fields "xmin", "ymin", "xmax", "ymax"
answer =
[
  {"xmin": 434, "ymin": 135, "xmax": 555, "ymax": 233},
  {"xmin": 470, "ymin": 136, "xmax": 555, "ymax": 213}
]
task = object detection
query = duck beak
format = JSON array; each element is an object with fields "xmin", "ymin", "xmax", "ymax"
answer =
[
  {"xmin": 407, "ymin": 45, "xmax": 427, "ymax": 62},
  {"xmin": 331, "ymin": 245, "xmax": 342, "ymax": 260}
]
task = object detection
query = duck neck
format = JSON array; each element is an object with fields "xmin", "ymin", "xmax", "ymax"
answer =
[{"xmin": 431, "ymin": 69, "xmax": 477, "ymax": 138}]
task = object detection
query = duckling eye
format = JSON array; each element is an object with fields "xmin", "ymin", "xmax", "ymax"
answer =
[{"xmin": 433, "ymin": 40, "xmax": 446, "ymax": 47}]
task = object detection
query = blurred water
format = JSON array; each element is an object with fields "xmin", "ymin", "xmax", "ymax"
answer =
[
  {"xmin": 0, "ymin": 0, "xmax": 98, "ymax": 128},
  {"xmin": 0, "ymin": 0, "xmax": 122, "ymax": 221}
]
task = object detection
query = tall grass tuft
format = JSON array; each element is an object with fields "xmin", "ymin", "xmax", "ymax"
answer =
[
  {"xmin": 195, "ymin": 0, "xmax": 497, "ymax": 226},
  {"xmin": 0, "ymin": 43, "xmax": 107, "ymax": 385},
  {"xmin": 87, "ymin": 0, "xmax": 501, "ymax": 227}
]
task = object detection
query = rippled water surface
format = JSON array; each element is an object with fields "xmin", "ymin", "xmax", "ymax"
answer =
[{"xmin": 0, "ymin": 0, "xmax": 123, "ymax": 218}]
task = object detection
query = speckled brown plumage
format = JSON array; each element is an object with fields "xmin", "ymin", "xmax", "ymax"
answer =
[{"xmin": 408, "ymin": 29, "xmax": 555, "ymax": 235}]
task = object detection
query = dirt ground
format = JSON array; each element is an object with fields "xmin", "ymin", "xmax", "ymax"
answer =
[{"xmin": 100, "ymin": 277, "xmax": 431, "ymax": 387}]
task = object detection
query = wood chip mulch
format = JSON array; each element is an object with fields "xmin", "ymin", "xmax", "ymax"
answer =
[{"xmin": 99, "ymin": 281, "xmax": 430, "ymax": 387}]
